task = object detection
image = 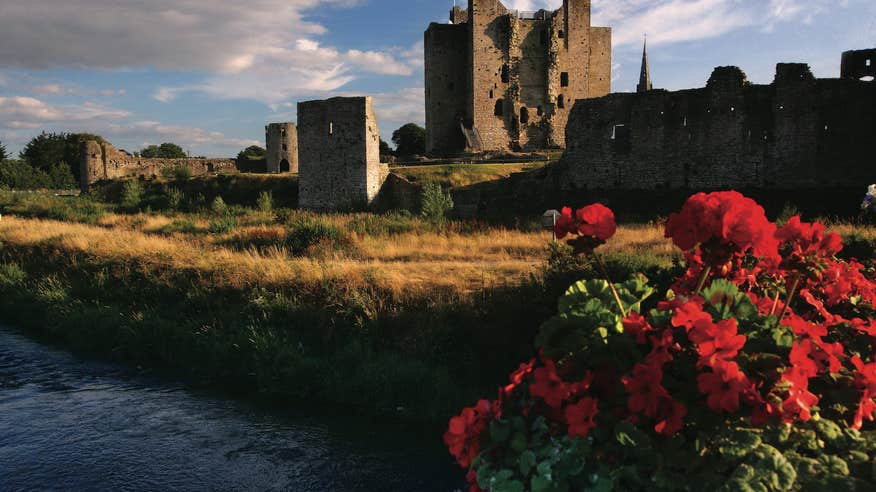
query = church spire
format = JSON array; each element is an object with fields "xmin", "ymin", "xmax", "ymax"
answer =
[{"xmin": 637, "ymin": 35, "xmax": 652, "ymax": 93}]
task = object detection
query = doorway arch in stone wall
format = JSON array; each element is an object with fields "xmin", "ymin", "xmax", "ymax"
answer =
[{"xmin": 280, "ymin": 159, "xmax": 290, "ymax": 173}]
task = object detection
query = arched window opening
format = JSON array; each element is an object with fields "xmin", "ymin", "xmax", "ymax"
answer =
[
  {"xmin": 520, "ymin": 107, "xmax": 529, "ymax": 125},
  {"xmin": 560, "ymin": 72, "xmax": 569, "ymax": 87},
  {"xmin": 501, "ymin": 64, "xmax": 510, "ymax": 83},
  {"xmin": 494, "ymin": 99, "xmax": 504, "ymax": 116},
  {"xmin": 489, "ymin": 89, "xmax": 494, "ymax": 99},
  {"xmin": 557, "ymin": 95, "xmax": 565, "ymax": 109}
]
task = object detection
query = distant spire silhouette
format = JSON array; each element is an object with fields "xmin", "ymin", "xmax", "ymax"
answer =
[{"xmin": 637, "ymin": 35, "xmax": 652, "ymax": 93}]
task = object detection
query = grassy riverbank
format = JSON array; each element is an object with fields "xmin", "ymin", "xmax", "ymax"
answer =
[{"xmin": 0, "ymin": 187, "xmax": 873, "ymax": 420}]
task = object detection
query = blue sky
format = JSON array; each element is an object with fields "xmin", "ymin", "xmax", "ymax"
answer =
[{"xmin": 0, "ymin": 0, "xmax": 873, "ymax": 157}]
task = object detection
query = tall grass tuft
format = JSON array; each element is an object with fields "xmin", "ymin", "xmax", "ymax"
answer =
[
  {"xmin": 420, "ymin": 182, "xmax": 454, "ymax": 225},
  {"xmin": 120, "ymin": 180, "xmax": 143, "ymax": 210},
  {"xmin": 257, "ymin": 191, "xmax": 274, "ymax": 215}
]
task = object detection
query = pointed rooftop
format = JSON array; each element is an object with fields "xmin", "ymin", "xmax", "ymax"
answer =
[{"xmin": 637, "ymin": 37, "xmax": 652, "ymax": 93}]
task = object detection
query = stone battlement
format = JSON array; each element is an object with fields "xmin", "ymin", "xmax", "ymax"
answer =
[{"xmin": 561, "ymin": 57, "xmax": 876, "ymax": 191}]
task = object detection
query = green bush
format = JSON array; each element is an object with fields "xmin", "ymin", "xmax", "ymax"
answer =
[
  {"xmin": 0, "ymin": 263, "xmax": 27, "ymax": 288},
  {"xmin": 349, "ymin": 211, "xmax": 417, "ymax": 236},
  {"xmin": 257, "ymin": 191, "xmax": 274, "ymax": 214},
  {"xmin": 285, "ymin": 216, "xmax": 344, "ymax": 255},
  {"xmin": 165, "ymin": 187, "xmax": 183, "ymax": 211},
  {"xmin": 211, "ymin": 196, "xmax": 228, "ymax": 216},
  {"xmin": 120, "ymin": 180, "xmax": 143, "ymax": 209},
  {"xmin": 208, "ymin": 215, "xmax": 237, "ymax": 234},
  {"xmin": 420, "ymin": 182, "xmax": 454, "ymax": 224},
  {"xmin": 161, "ymin": 163, "xmax": 193, "ymax": 181}
]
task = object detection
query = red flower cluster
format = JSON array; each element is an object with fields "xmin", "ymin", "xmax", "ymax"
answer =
[
  {"xmin": 446, "ymin": 193, "xmax": 876, "ymax": 479},
  {"xmin": 555, "ymin": 204, "xmax": 617, "ymax": 254},
  {"xmin": 444, "ymin": 400, "xmax": 495, "ymax": 468},
  {"xmin": 666, "ymin": 191, "xmax": 778, "ymax": 270}
]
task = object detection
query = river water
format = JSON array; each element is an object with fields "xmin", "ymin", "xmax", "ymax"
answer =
[{"xmin": 0, "ymin": 328, "xmax": 463, "ymax": 491}]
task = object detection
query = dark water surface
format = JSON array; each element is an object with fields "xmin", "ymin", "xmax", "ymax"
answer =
[{"xmin": 0, "ymin": 327, "xmax": 462, "ymax": 491}]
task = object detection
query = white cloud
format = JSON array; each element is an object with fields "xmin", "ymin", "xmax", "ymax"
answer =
[
  {"xmin": 0, "ymin": 95, "xmax": 255, "ymax": 156},
  {"xmin": 502, "ymin": 0, "xmax": 850, "ymax": 48},
  {"xmin": 0, "ymin": 0, "xmax": 418, "ymax": 107}
]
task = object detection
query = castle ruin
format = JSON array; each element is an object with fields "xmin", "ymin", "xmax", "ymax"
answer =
[
  {"xmin": 265, "ymin": 122, "xmax": 298, "ymax": 174},
  {"xmin": 79, "ymin": 140, "xmax": 238, "ymax": 192},
  {"xmin": 297, "ymin": 96, "xmax": 388, "ymax": 211},
  {"xmin": 560, "ymin": 55, "xmax": 876, "ymax": 191},
  {"xmin": 424, "ymin": 0, "xmax": 611, "ymax": 154}
]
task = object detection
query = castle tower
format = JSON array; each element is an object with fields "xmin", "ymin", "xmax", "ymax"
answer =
[
  {"xmin": 424, "ymin": 0, "xmax": 611, "ymax": 153},
  {"xmin": 297, "ymin": 97, "xmax": 388, "ymax": 211},
  {"xmin": 637, "ymin": 37, "xmax": 652, "ymax": 93},
  {"xmin": 265, "ymin": 122, "xmax": 298, "ymax": 174}
]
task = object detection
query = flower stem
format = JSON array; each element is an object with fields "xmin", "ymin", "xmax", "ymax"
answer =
[
  {"xmin": 594, "ymin": 254, "xmax": 627, "ymax": 317},
  {"xmin": 769, "ymin": 291, "xmax": 781, "ymax": 316},
  {"xmin": 694, "ymin": 265, "xmax": 713, "ymax": 296},
  {"xmin": 777, "ymin": 273, "xmax": 803, "ymax": 322}
]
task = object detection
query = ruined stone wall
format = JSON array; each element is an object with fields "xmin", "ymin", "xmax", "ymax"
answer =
[
  {"xmin": 562, "ymin": 64, "xmax": 876, "ymax": 191},
  {"xmin": 265, "ymin": 122, "xmax": 298, "ymax": 174},
  {"xmin": 424, "ymin": 23, "xmax": 470, "ymax": 153},
  {"xmin": 841, "ymin": 49, "xmax": 876, "ymax": 81},
  {"xmin": 79, "ymin": 140, "xmax": 237, "ymax": 191},
  {"xmin": 297, "ymin": 97, "xmax": 388, "ymax": 211},
  {"xmin": 424, "ymin": 0, "xmax": 611, "ymax": 153}
]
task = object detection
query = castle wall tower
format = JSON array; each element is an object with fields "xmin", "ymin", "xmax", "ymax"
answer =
[
  {"xmin": 265, "ymin": 122, "xmax": 298, "ymax": 174},
  {"xmin": 424, "ymin": 0, "xmax": 611, "ymax": 153},
  {"xmin": 297, "ymin": 97, "xmax": 388, "ymax": 211}
]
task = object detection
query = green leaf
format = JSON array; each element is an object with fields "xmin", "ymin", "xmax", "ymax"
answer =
[
  {"xmin": 532, "ymin": 476, "xmax": 553, "ymax": 492},
  {"xmin": 491, "ymin": 420, "xmax": 511, "ymax": 444},
  {"xmin": 520, "ymin": 450, "xmax": 537, "ymax": 476},
  {"xmin": 510, "ymin": 432, "xmax": 529, "ymax": 453}
]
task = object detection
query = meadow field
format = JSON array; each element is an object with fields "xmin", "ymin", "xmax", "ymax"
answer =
[{"xmin": 0, "ymin": 171, "xmax": 873, "ymax": 420}]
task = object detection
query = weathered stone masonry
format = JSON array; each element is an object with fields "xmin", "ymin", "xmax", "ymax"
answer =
[
  {"xmin": 265, "ymin": 122, "xmax": 298, "ymax": 174},
  {"xmin": 297, "ymin": 96, "xmax": 388, "ymax": 211},
  {"xmin": 561, "ymin": 60, "xmax": 876, "ymax": 191},
  {"xmin": 424, "ymin": 0, "xmax": 611, "ymax": 154},
  {"xmin": 79, "ymin": 140, "xmax": 237, "ymax": 192}
]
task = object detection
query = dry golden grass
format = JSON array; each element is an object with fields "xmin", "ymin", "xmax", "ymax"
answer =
[{"xmin": 0, "ymin": 215, "xmax": 545, "ymax": 296}]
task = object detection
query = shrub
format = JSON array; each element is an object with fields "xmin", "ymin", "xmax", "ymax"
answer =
[
  {"xmin": 0, "ymin": 263, "xmax": 27, "ymax": 288},
  {"xmin": 285, "ymin": 216, "xmax": 345, "ymax": 255},
  {"xmin": 120, "ymin": 180, "xmax": 143, "ymax": 209},
  {"xmin": 446, "ymin": 193, "xmax": 876, "ymax": 491},
  {"xmin": 165, "ymin": 187, "xmax": 183, "ymax": 211},
  {"xmin": 208, "ymin": 215, "xmax": 237, "ymax": 234},
  {"xmin": 420, "ymin": 182, "xmax": 454, "ymax": 224},
  {"xmin": 257, "ymin": 191, "xmax": 274, "ymax": 214},
  {"xmin": 161, "ymin": 163, "xmax": 193, "ymax": 181},
  {"xmin": 211, "ymin": 196, "xmax": 228, "ymax": 216}
]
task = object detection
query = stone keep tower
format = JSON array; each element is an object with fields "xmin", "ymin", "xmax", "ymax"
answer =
[
  {"xmin": 297, "ymin": 97, "xmax": 388, "ymax": 211},
  {"xmin": 265, "ymin": 122, "xmax": 298, "ymax": 173},
  {"xmin": 424, "ymin": 0, "xmax": 611, "ymax": 153}
]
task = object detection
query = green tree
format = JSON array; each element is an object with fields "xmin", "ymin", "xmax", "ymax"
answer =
[
  {"xmin": 237, "ymin": 145, "xmax": 267, "ymax": 161},
  {"xmin": 18, "ymin": 132, "xmax": 102, "ymax": 181},
  {"xmin": 141, "ymin": 143, "xmax": 187, "ymax": 159},
  {"xmin": 20, "ymin": 132, "xmax": 68, "ymax": 172},
  {"xmin": 0, "ymin": 139, "xmax": 7, "ymax": 162},
  {"xmin": 391, "ymin": 123, "xmax": 426, "ymax": 157},
  {"xmin": 379, "ymin": 139, "xmax": 393, "ymax": 157}
]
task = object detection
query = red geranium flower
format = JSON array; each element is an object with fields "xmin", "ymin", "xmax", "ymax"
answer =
[
  {"xmin": 576, "ymin": 204, "xmax": 617, "ymax": 241},
  {"xmin": 776, "ymin": 216, "xmax": 843, "ymax": 265},
  {"xmin": 623, "ymin": 311, "xmax": 654, "ymax": 345},
  {"xmin": 852, "ymin": 356, "xmax": 876, "ymax": 430},
  {"xmin": 443, "ymin": 400, "xmax": 493, "ymax": 468},
  {"xmin": 695, "ymin": 319, "xmax": 747, "ymax": 368},
  {"xmin": 623, "ymin": 362, "xmax": 670, "ymax": 418},
  {"xmin": 565, "ymin": 398, "xmax": 599, "ymax": 438},
  {"xmin": 529, "ymin": 360, "xmax": 572, "ymax": 409},
  {"xmin": 697, "ymin": 360, "xmax": 754, "ymax": 413},
  {"xmin": 554, "ymin": 203, "xmax": 617, "ymax": 254},
  {"xmin": 654, "ymin": 399, "xmax": 687, "ymax": 436}
]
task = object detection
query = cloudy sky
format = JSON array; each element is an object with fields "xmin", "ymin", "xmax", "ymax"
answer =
[{"xmin": 0, "ymin": 0, "xmax": 873, "ymax": 156}]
